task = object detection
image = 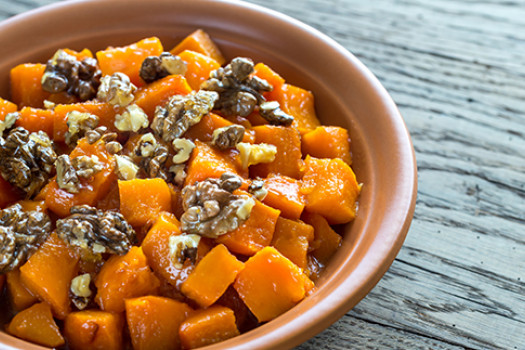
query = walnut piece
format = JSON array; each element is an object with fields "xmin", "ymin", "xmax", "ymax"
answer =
[
  {"xmin": 56, "ymin": 155, "xmax": 103, "ymax": 194},
  {"xmin": 140, "ymin": 52, "xmax": 187, "ymax": 83},
  {"xmin": 235, "ymin": 142, "xmax": 277, "ymax": 169},
  {"xmin": 168, "ymin": 234, "xmax": 201, "ymax": 269},
  {"xmin": 151, "ymin": 90, "xmax": 218, "ymax": 143},
  {"xmin": 97, "ymin": 72, "xmax": 136, "ymax": 107},
  {"xmin": 114, "ymin": 104, "xmax": 149, "ymax": 132},
  {"xmin": 41, "ymin": 49, "xmax": 101, "ymax": 101},
  {"xmin": 115, "ymin": 155, "xmax": 139, "ymax": 180},
  {"xmin": 85, "ymin": 126, "xmax": 117, "ymax": 145},
  {"xmin": 172, "ymin": 138, "xmax": 195, "ymax": 164},
  {"xmin": 258, "ymin": 100, "xmax": 294, "ymax": 126},
  {"xmin": 0, "ymin": 127, "xmax": 57, "ymax": 197},
  {"xmin": 65, "ymin": 111, "xmax": 99, "ymax": 146},
  {"xmin": 212, "ymin": 125, "xmax": 245, "ymax": 150},
  {"xmin": 180, "ymin": 173, "xmax": 255, "ymax": 238},
  {"xmin": 248, "ymin": 178, "xmax": 268, "ymax": 201},
  {"xmin": 133, "ymin": 133, "xmax": 171, "ymax": 181},
  {"xmin": 56, "ymin": 205, "xmax": 136, "ymax": 256},
  {"xmin": 0, "ymin": 204, "xmax": 52, "ymax": 273},
  {"xmin": 0, "ymin": 112, "xmax": 18, "ymax": 135},
  {"xmin": 70, "ymin": 273, "xmax": 92, "ymax": 310}
]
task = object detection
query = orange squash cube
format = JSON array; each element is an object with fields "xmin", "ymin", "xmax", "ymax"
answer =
[
  {"xmin": 253, "ymin": 63, "xmax": 285, "ymax": 102},
  {"xmin": 6, "ymin": 270, "xmax": 38, "ymax": 311},
  {"xmin": 302, "ymin": 211, "xmax": 342, "ymax": 264},
  {"xmin": 262, "ymin": 174, "xmax": 305, "ymax": 220},
  {"xmin": 250, "ymin": 125, "xmax": 303, "ymax": 179},
  {"xmin": 134, "ymin": 75, "xmax": 192, "ymax": 120},
  {"xmin": 170, "ymin": 29, "xmax": 225, "ymax": 66},
  {"xmin": 95, "ymin": 246, "xmax": 160, "ymax": 313},
  {"xmin": 181, "ymin": 244, "xmax": 244, "ymax": 307},
  {"xmin": 96, "ymin": 37, "xmax": 163, "ymax": 87},
  {"xmin": 271, "ymin": 217, "xmax": 314, "ymax": 270},
  {"xmin": 125, "ymin": 296, "xmax": 192, "ymax": 350},
  {"xmin": 179, "ymin": 306, "xmax": 239, "ymax": 349},
  {"xmin": 10, "ymin": 63, "xmax": 48, "ymax": 108},
  {"xmin": 44, "ymin": 139, "xmax": 117, "ymax": 217},
  {"xmin": 6, "ymin": 302, "xmax": 65, "ymax": 348},
  {"xmin": 15, "ymin": 107, "xmax": 55, "ymax": 137},
  {"xmin": 0, "ymin": 97, "xmax": 17, "ymax": 119},
  {"xmin": 141, "ymin": 212, "xmax": 183, "ymax": 287},
  {"xmin": 53, "ymin": 101, "xmax": 120, "ymax": 142},
  {"xmin": 300, "ymin": 156, "xmax": 360, "ymax": 224},
  {"xmin": 185, "ymin": 112, "xmax": 254, "ymax": 144},
  {"xmin": 184, "ymin": 140, "xmax": 245, "ymax": 186},
  {"xmin": 234, "ymin": 246, "xmax": 312, "ymax": 322},
  {"xmin": 302, "ymin": 126, "xmax": 352, "ymax": 164},
  {"xmin": 178, "ymin": 50, "xmax": 221, "ymax": 90},
  {"xmin": 277, "ymin": 83, "xmax": 320, "ymax": 133},
  {"xmin": 118, "ymin": 178, "xmax": 172, "ymax": 227},
  {"xmin": 216, "ymin": 199, "xmax": 280, "ymax": 256},
  {"xmin": 64, "ymin": 310, "xmax": 124, "ymax": 350},
  {"xmin": 19, "ymin": 234, "xmax": 79, "ymax": 319}
]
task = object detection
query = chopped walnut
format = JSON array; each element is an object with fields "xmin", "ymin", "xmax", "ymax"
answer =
[
  {"xmin": 115, "ymin": 155, "xmax": 139, "ymax": 180},
  {"xmin": 140, "ymin": 52, "xmax": 187, "ymax": 83},
  {"xmin": 172, "ymin": 138, "xmax": 195, "ymax": 164},
  {"xmin": 168, "ymin": 234, "xmax": 201, "ymax": 269},
  {"xmin": 151, "ymin": 90, "xmax": 218, "ymax": 143},
  {"xmin": 0, "ymin": 204, "xmax": 52, "ymax": 273},
  {"xmin": 65, "ymin": 111, "xmax": 99, "ymax": 145},
  {"xmin": 248, "ymin": 178, "xmax": 268, "ymax": 201},
  {"xmin": 70, "ymin": 273, "xmax": 92, "ymax": 310},
  {"xmin": 105, "ymin": 141, "xmax": 123, "ymax": 155},
  {"xmin": 258, "ymin": 100, "xmax": 294, "ymax": 126},
  {"xmin": 0, "ymin": 127, "xmax": 56, "ymax": 197},
  {"xmin": 41, "ymin": 49, "xmax": 101, "ymax": 101},
  {"xmin": 212, "ymin": 125, "xmax": 245, "ymax": 150},
  {"xmin": 169, "ymin": 164, "xmax": 187, "ymax": 186},
  {"xmin": 133, "ymin": 133, "xmax": 171, "ymax": 181},
  {"xmin": 85, "ymin": 126, "xmax": 117, "ymax": 145},
  {"xmin": 114, "ymin": 104, "xmax": 149, "ymax": 132},
  {"xmin": 236, "ymin": 142, "xmax": 277, "ymax": 169},
  {"xmin": 180, "ymin": 173, "xmax": 255, "ymax": 238},
  {"xmin": 97, "ymin": 72, "xmax": 136, "ymax": 107},
  {"xmin": 201, "ymin": 57, "xmax": 273, "ymax": 117},
  {"xmin": 56, "ymin": 205, "xmax": 136, "ymax": 256},
  {"xmin": 56, "ymin": 155, "xmax": 103, "ymax": 194},
  {"xmin": 0, "ymin": 112, "xmax": 18, "ymax": 135}
]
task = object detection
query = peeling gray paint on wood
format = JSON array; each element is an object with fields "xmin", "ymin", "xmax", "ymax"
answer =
[{"xmin": 1, "ymin": 0, "xmax": 524, "ymax": 349}]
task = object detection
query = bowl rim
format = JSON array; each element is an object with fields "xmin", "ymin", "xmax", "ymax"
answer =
[{"xmin": 0, "ymin": 0, "xmax": 417, "ymax": 349}]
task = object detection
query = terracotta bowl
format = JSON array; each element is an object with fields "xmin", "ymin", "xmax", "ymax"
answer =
[{"xmin": 0, "ymin": 0, "xmax": 417, "ymax": 349}]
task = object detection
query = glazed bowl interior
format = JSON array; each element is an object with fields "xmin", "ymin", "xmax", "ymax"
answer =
[{"xmin": 0, "ymin": 0, "xmax": 417, "ymax": 349}]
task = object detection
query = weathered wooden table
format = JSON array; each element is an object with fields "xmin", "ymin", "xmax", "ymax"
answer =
[{"xmin": 1, "ymin": 0, "xmax": 524, "ymax": 349}]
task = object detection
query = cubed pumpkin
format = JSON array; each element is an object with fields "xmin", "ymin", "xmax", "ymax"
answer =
[
  {"xmin": 277, "ymin": 83, "xmax": 320, "ymax": 133},
  {"xmin": 253, "ymin": 62, "xmax": 285, "ymax": 102},
  {"xmin": 44, "ymin": 139, "xmax": 117, "ymax": 217},
  {"xmin": 216, "ymin": 199, "xmax": 280, "ymax": 256},
  {"xmin": 179, "ymin": 306, "xmax": 239, "ymax": 349},
  {"xmin": 300, "ymin": 156, "xmax": 360, "ymax": 224},
  {"xmin": 15, "ymin": 107, "xmax": 55, "ymax": 137},
  {"xmin": 250, "ymin": 125, "xmax": 303, "ymax": 179},
  {"xmin": 181, "ymin": 244, "xmax": 244, "ymax": 307},
  {"xmin": 95, "ymin": 246, "xmax": 160, "ymax": 313},
  {"xmin": 302, "ymin": 211, "xmax": 342, "ymax": 264},
  {"xmin": 10, "ymin": 63, "xmax": 48, "ymax": 108},
  {"xmin": 234, "ymin": 246, "xmax": 312, "ymax": 322},
  {"xmin": 262, "ymin": 174, "xmax": 305, "ymax": 220},
  {"xmin": 271, "ymin": 217, "xmax": 314, "ymax": 270},
  {"xmin": 64, "ymin": 310, "xmax": 124, "ymax": 350},
  {"xmin": 96, "ymin": 37, "xmax": 164, "ymax": 87},
  {"xmin": 134, "ymin": 74, "xmax": 192, "ymax": 120},
  {"xmin": 118, "ymin": 178, "xmax": 172, "ymax": 227},
  {"xmin": 6, "ymin": 269, "xmax": 38, "ymax": 311},
  {"xmin": 6, "ymin": 302, "xmax": 65, "ymax": 348},
  {"xmin": 170, "ymin": 29, "xmax": 225, "ymax": 66},
  {"xmin": 0, "ymin": 97, "xmax": 18, "ymax": 118},
  {"xmin": 302, "ymin": 126, "xmax": 352, "ymax": 164},
  {"xmin": 125, "ymin": 296, "xmax": 192, "ymax": 350},
  {"xmin": 178, "ymin": 50, "xmax": 221, "ymax": 90},
  {"xmin": 185, "ymin": 112, "xmax": 254, "ymax": 143},
  {"xmin": 20, "ymin": 234, "xmax": 80, "ymax": 319}
]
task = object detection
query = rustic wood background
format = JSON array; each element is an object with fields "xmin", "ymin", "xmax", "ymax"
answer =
[{"xmin": 1, "ymin": 0, "xmax": 524, "ymax": 349}]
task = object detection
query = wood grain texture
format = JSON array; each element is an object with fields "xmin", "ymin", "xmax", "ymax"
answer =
[{"xmin": 1, "ymin": 0, "xmax": 524, "ymax": 349}]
